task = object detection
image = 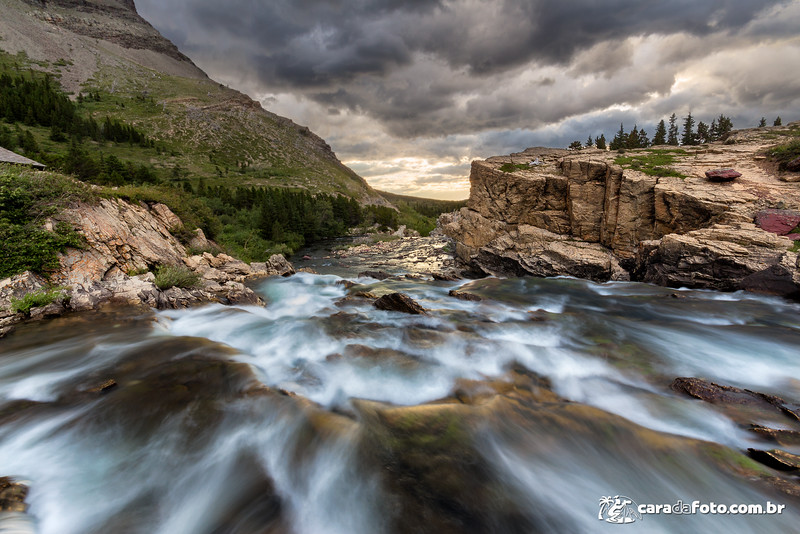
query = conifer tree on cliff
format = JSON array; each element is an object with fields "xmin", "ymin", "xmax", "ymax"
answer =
[
  {"xmin": 610, "ymin": 123, "xmax": 626, "ymax": 150},
  {"xmin": 637, "ymin": 127, "xmax": 650, "ymax": 148},
  {"xmin": 627, "ymin": 125, "xmax": 640, "ymax": 149},
  {"xmin": 596, "ymin": 133, "xmax": 607, "ymax": 150},
  {"xmin": 667, "ymin": 113, "xmax": 679, "ymax": 145},
  {"xmin": 696, "ymin": 121, "xmax": 710, "ymax": 144},
  {"xmin": 759, "ymin": 117, "xmax": 767, "ymax": 127},
  {"xmin": 774, "ymin": 116, "xmax": 782, "ymax": 126},
  {"xmin": 652, "ymin": 119, "xmax": 667, "ymax": 145},
  {"xmin": 681, "ymin": 112, "xmax": 696, "ymax": 145}
]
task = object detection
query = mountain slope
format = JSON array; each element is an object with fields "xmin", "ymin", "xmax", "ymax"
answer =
[{"xmin": 0, "ymin": 0, "xmax": 385, "ymax": 203}]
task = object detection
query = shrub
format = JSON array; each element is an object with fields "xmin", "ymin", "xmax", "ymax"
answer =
[
  {"xmin": 768, "ymin": 139, "xmax": 800, "ymax": 170},
  {"xmin": 153, "ymin": 264, "xmax": 201, "ymax": 290},
  {"xmin": 10, "ymin": 286, "xmax": 68, "ymax": 315}
]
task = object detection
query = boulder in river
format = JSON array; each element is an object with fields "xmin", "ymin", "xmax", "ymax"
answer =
[
  {"xmin": 0, "ymin": 477, "xmax": 28, "ymax": 513},
  {"xmin": 374, "ymin": 293, "xmax": 428, "ymax": 315},
  {"xmin": 448, "ymin": 289, "xmax": 482, "ymax": 301},
  {"xmin": 358, "ymin": 270, "xmax": 393, "ymax": 280}
]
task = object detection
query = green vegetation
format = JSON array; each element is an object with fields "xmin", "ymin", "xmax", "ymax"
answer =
[
  {"xmin": 153, "ymin": 264, "xmax": 201, "ymax": 290},
  {"xmin": 767, "ymin": 139, "xmax": 800, "ymax": 170},
  {"xmin": 499, "ymin": 163, "xmax": 529, "ymax": 173},
  {"xmin": 0, "ymin": 164, "xmax": 88, "ymax": 278},
  {"xmin": 377, "ymin": 191, "xmax": 466, "ymax": 236},
  {"xmin": 10, "ymin": 286, "xmax": 68, "ymax": 315},
  {"xmin": 613, "ymin": 149, "xmax": 688, "ymax": 178},
  {"xmin": 604, "ymin": 114, "xmax": 733, "ymax": 151}
]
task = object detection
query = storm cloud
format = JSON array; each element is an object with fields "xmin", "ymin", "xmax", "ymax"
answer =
[{"xmin": 136, "ymin": 0, "xmax": 800, "ymax": 198}]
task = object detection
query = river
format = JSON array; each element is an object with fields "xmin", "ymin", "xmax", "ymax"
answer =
[{"xmin": 2, "ymin": 247, "xmax": 800, "ymax": 533}]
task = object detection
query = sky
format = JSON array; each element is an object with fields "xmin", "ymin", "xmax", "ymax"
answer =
[{"xmin": 135, "ymin": 0, "xmax": 800, "ymax": 200}]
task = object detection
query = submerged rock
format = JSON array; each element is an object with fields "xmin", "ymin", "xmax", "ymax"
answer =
[
  {"xmin": 374, "ymin": 293, "xmax": 428, "ymax": 315},
  {"xmin": 448, "ymin": 289, "xmax": 482, "ymax": 301}
]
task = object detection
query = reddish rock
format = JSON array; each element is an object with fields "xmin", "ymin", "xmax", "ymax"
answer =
[
  {"xmin": 787, "ymin": 157, "xmax": 800, "ymax": 172},
  {"xmin": 754, "ymin": 209, "xmax": 800, "ymax": 235},
  {"xmin": 705, "ymin": 168, "xmax": 741, "ymax": 182}
]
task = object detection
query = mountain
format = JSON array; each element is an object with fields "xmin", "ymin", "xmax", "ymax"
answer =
[{"xmin": 0, "ymin": 0, "xmax": 386, "ymax": 203}]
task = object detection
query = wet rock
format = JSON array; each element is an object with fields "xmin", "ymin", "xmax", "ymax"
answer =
[
  {"xmin": 341, "ymin": 344, "xmax": 423, "ymax": 371},
  {"xmin": 671, "ymin": 377, "xmax": 781, "ymax": 406},
  {"xmin": 374, "ymin": 292, "xmax": 428, "ymax": 315},
  {"xmin": 353, "ymin": 291, "xmax": 379, "ymax": 299},
  {"xmin": 358, "ymin": 270, "xmax": 393, "ymax": 280},
  {"xmin": 705, "ymin": 168, "xmax": 742, "ymax": 182},
  {"xmin": 433, "ymin": 272, "xmax": 460, "ymax": 281},
  {"xmin": 787, "ymin": 157, "xmax": 800, "ymax": 172},
  {"xmin": 0, "ymin": 477, "xmax": 28, "ymax": 513},
  {"xmin": 754, "ymin": 209, "xmax": 800, "ymax": 236},
  {"xmin": 671, "ymin": 377, "xmax": 800, "ymax": 426},
  {"xmin": 747, "ymin": 449, "xmax": 800, "ymax": 472},
  {"xmin": 85, "ymin": 378, "xmax": 118, "ymax": 394},
  {"xmin": 28, "ymin": 301, "xmax": 67, "ymax": 320},
  {"xmin": 749, "ymin": 425, "xmax": 800, "ymax": 446},
  {"xmin": 448, "ymin": 289, "xmax": 482, "ymax": 301},
  {"xmin": 635, "ymin": 223, "xmax": 800, "ymax": 297},
  {"xmin": 335, "ymin": 280, "xmax": 357, "ymax": 289}
]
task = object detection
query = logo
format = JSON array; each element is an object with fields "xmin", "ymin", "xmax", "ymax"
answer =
[{"xmin": 599, "ymin": 495, "xmax": 643, "ymax": 524}]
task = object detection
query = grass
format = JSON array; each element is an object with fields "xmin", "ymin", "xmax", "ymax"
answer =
[
  {"xmin": 0, "ymin": 164, "xmax": 90, "ymax": 278},
  {"xmin": 614, "ymin": 149, "xmax": 688, "ymax": 178},
  {"xmin": 767, "ymin": 139, "xmax": 800, "ymax": 170},
  {"xmin": 153, "ymin": 264, "xmax": 201, "ymax": 290},
  {"xmin": 10, "ymin": 286, "xmax": 68, "ymax": 315},
  {"xmin": 499, "ymin": 163, "xmax": 530, "ymax": 173}
]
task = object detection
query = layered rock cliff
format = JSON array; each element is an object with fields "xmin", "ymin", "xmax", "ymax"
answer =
[
  {"xmin": 440, "ymin": 124, "xmax": 800, "ymax": 298},
  {"xmin": 0, "ymin": 194, "xmax": 294, "ymax": 337}
]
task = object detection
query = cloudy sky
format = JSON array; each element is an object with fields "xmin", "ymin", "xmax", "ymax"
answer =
[{"xmin": 136, "ymin": 0, "xmax": 800, "ymax": 199}]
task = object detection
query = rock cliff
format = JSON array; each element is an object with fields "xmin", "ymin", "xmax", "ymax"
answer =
[
  {"xmin": 440, "ymin": 124, "xmax": 800, "ymax": 298},
  {"xmin": 0, "ymin": 195, "xmax": 295, "ymax": 337}
]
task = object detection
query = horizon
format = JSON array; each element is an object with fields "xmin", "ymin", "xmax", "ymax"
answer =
[{"xmin": 136, "ymin": 0, "xmax": 800, "ymax": 200}]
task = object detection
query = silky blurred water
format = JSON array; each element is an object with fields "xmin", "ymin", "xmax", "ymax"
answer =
[{"xmin": 2, "ymin": 272, "xmax": 800, "ymax": 533}]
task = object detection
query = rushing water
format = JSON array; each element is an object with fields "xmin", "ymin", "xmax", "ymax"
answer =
[{"xmin": 2, "ymin": 264, "xmax": 800, "ymax": 532}]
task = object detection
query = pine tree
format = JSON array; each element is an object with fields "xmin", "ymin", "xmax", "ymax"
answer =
[
  {"xmin": 637, "ymin": 127, "xmax": 650, "ymax": 148},
  {"xmin": 774, "ymin": 116, "xmax": 782, "ymax": 126},
  {"xmin": 758, "ymin": 117, "xmax": 767, "ymax": 127},
  {"xmin": 715, "ymin": 114, "xmax": 733, "ymax": 140},
  {"xmin": 696, "ymin": 121, "xmax": 709, "ymax": 144},
  {"xmin": 610, "ymin": 123, "xmax": 626, "ymax": 150},
  {"xmin": 667, "ymin": 113, "xmax": 679, "ymax": 145},
  {"xmin": 627, "ymin": 125, "xmax": 640, "ymax": 149},
  {"xmin": 681, "ymin": 112, "xmax": 696, "ymax": 145},
  {"xmin": 586, "ymin": 135, "xmax": 593, "ymax": 148},
  {"xmin": 569, "ymin": 140, "xmax": 583, "ymax": 150},
  {"xmin": 596, "ymin": 133, "xmax": 607, "ymax": 150},
  {"xmin": 652, "ymin": 120, "xmax": 667, "ymax": 145}
]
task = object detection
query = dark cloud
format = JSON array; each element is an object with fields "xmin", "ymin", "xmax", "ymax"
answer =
[{"xmin": 135, "ymin": 0, "xmax": 800, "ymax": 197}]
